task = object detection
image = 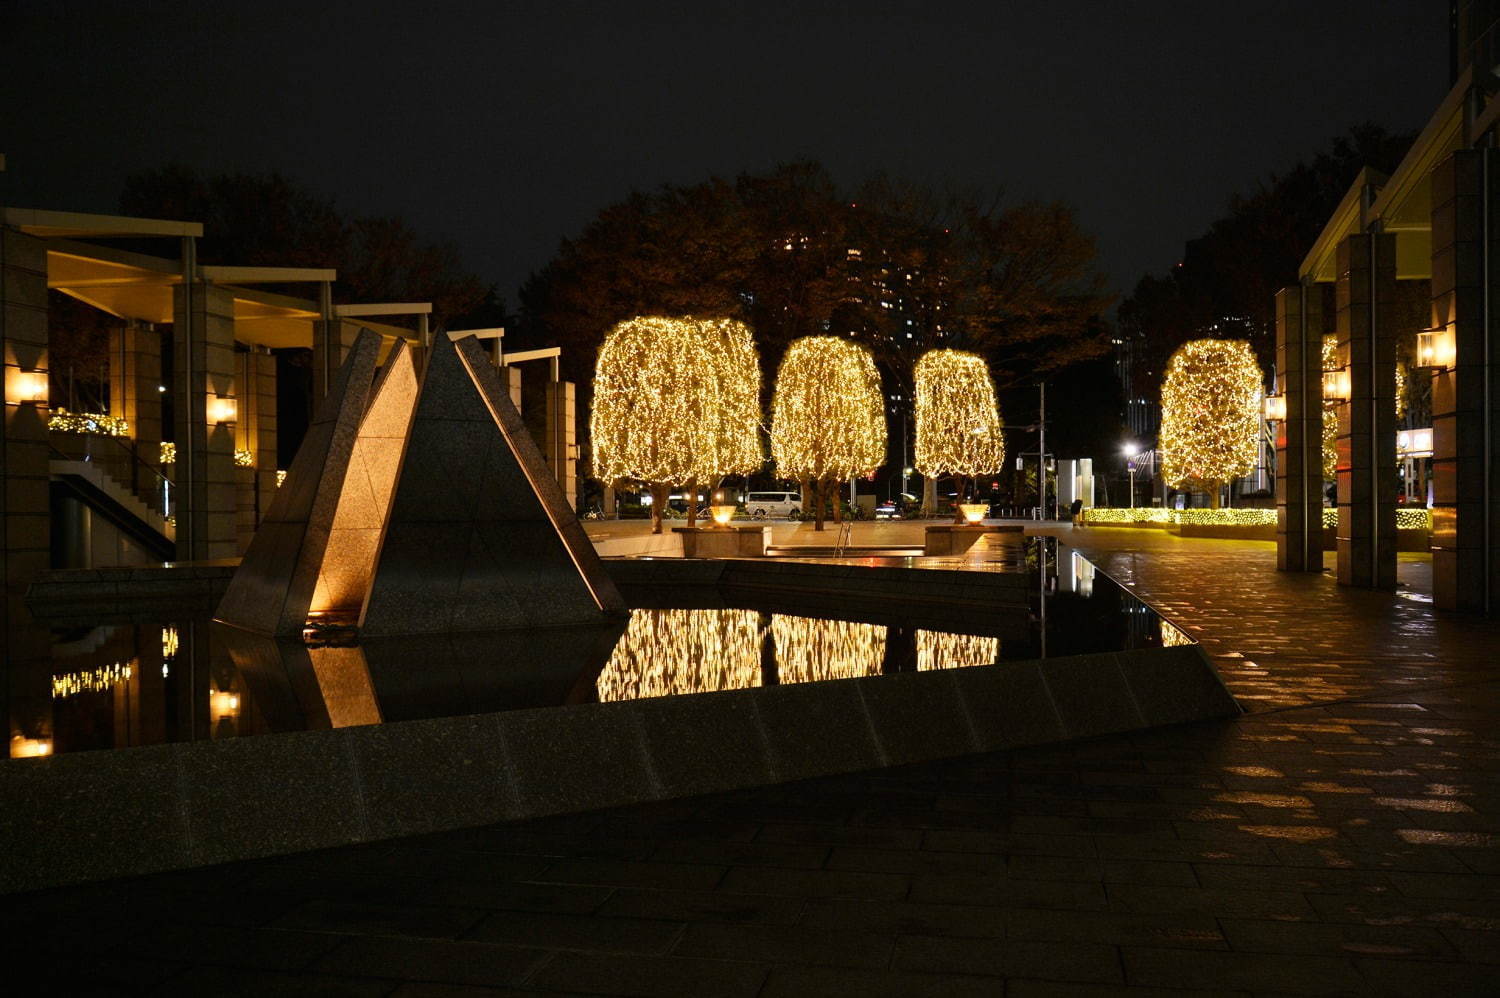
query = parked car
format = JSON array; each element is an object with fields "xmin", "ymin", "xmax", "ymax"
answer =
[{"xmin": 745, "ymin": 491, "xmax": 801, "ymax": 519}]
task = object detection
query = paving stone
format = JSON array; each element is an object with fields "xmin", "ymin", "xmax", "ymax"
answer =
[
  {"xmin": 760, "ymin": 965, "xmax": 1009, "ymax": 997},
  {"xmin": 523, "ymin": 951, "xmax": 768, "ymax": 996},
  {"xmin": 465, "ymin": 909, "xmax": 682, "ymax": 954},
  {"xmin": 314, "ymin": 936, "xmax": 547, "ymax": 986},
  {"xmin": 893, "ymin": 934, "xmax": 1124, "ymax": 984},
  {"xmin": 672, "ymin": 920, "xmax": 893, "ymax": 968},
  {"xmin": 718, "ymin": 865, "xmax": 909, "ymax": 900},
  {"xmin": 1122, "ymin": 946, "xmax": 1364, "ymax": 994},
  {"xmin": 597, "ymin": 887, "xmax": 804, "ymax": 925}
]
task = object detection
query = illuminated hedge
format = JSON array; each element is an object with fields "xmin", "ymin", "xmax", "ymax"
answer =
[
  {"xmin": 159, "ymin": 442, "xmax": 176, "ymax": 464},
  {"xmin": 1079, "ymin": 507, "xmax": 1432, "ymax": 531},
  {"xmin": 913, "ymin": 350, "xmax": 1006, "ymax": 477},
  {"xmin": 591, "ymin": 316, "xmax": 763, "ymax": 486},
  {"xmin": 1159, "ymin": 339, "xmax": 1261, "ymax": 498},
  {"xmin": 48, "ymin": 410, "xmax": 129, "ymax": 437},
  {"xmin": 771, "ymin": 337, "xmax": 886, "ymax": 482}
]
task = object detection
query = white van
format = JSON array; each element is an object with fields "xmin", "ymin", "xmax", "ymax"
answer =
[{"xmin": 745, "ymin": 491, "xmax": 801, "ymax": 519}]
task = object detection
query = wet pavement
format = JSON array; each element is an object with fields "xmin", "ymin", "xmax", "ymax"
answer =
[{"xmin": 6, "ymin": 531, "xmax": 1499, "ymax": 996}]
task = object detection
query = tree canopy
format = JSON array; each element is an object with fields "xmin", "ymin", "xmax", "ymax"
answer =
[
  {"xmin": 119, "ymin": 165, "xmax": 492, "ymax": 325},
  {"xmin": 520, "ymin": 162, "xmax": 1112, "ymax": 395},
  {"xmin": 1118, "ymin": 124, "xmax": 1415, "ymax": 392}
]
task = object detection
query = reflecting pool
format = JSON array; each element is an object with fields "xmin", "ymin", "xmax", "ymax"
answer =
[{"xmin": 6, "ymin": 539, "xmax": 1191, "ymax": 759}]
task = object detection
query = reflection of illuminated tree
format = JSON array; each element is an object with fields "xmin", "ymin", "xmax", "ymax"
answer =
[
  {"xmin": 916, "ymin": 631, "xmax": 998, "ymax": 671},
  {"xmin": 773, "ymin": 615, "xmax": 885, "ymax": 683},
  {"xmin": 597, "ymin": 609, "xmax": 762, "ymax": 701}
]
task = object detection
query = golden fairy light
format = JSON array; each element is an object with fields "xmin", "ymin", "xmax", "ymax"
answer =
[
  {"xmin": 161, "ymin": 626, "xmax": 179, "ymax": 659},
  {"xmin": 916, "ymin": 630, "xmax": 998, "ymax": 671},
  {"xmin": 1395, "ymin": 360, "xmax": 1407, "ymax": 421},
  {"xmin": 1158, "ymin": 339, "xmax": 1262, "ymax": 502},
  {"xmin": 913, "ymin": 350, "xmax": 1007, "ymax": 478},
  {"xmin": 772, "ymin": 614, "xmax": 885, "ymax": 683},
  {"xmin": 597, "ymin": 609, "xmax": 762, "ymax": 701},
  {"xmin": 52, "ymin": 662, "xmax": 134, "ymax": 699},
  {"xmin": 591, "ymin": 317, "xmax": 763, "ymax": 529},
  {"xmin": 1321, "ymin": 336, "xmax": 1338, "ymax": 480},
  {"xmin": 771, "ymin": 337, "xmax": 886, "ymax": 483}
]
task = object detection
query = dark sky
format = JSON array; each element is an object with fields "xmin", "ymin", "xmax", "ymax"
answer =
[{"xmin": 2, "ymin": 1, "xmax": 1449, "ymax": 307}]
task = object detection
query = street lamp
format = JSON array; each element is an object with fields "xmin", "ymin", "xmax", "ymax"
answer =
[{"xmin": 1123, "ymin": 442, "xmax": 1139, "ymax": 509}]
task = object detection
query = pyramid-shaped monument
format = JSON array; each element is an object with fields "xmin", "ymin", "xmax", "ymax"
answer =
[
  {"xmin": 216, "ymin": 329, "xmax": 383, "ymax": 636},
  {"xmin": 216, "ymin": 330, "xmax": 624, "ymax": 637},
  {"xmin": 360, "ymin": 333, "xmax": 624, "ymax": 633}
]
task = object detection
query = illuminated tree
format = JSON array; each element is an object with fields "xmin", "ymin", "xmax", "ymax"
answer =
[
  {"xmin": 1159, "ymin": 339, "xmax": 1262, "ymax": 507},
  {"xmin": 914, "ymin": 350, "xmax": 1007, "ymax": 516},
  {"xmin": 771, "ymin": 337, "xmax": 886, "ymax": 531},
  {"xmin": 592, "ymin": 316, "xmax": 762, "ymax": 533}
]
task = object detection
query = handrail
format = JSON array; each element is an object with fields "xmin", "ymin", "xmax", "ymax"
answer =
[
  {"xmin": 834, "ymin": 520, "xmax": 853, "ymax": 557},
  {"xmin": 47, "ymin": 429, "xmax": 174, "ymax": 520}
]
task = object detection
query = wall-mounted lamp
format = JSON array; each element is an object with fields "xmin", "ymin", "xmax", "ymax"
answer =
[
  {"xmin": 1322, "ymin": 368, "xmax": 1351, "ymax": 402},
  {"xmin": 6, "ymin": 368, "xmax": 49, "ymax": 405},
  {"xmin": 1415, "ymin": 325, "xmax": 1456, "ymax": 370},
  {"xmin": 1263, "ymin": 394, "xmax": 1286, "ymax": 422},
  {"xmin": 208, "ymin": 393, "xmax": 238, "ymax": 425}
]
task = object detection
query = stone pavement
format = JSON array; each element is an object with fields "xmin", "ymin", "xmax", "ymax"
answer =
[{"xmin": 5, "ymin": 531, "xmax": 1499, "ymax": 996}]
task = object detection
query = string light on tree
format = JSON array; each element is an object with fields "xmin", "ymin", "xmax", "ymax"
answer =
[
  {"xmin": 913, "ymin": 350, "xmax": 1007, "ymax": 509},
  {"xmin": 591, "ymin": 316, "xmax": 763, "ymax": 533},
  {"xmin": 1321, "ymin": 336, "xmax": 1338, "ymax": 480},
  {"xmin": 1158, "ymin": 339, "xmax": 1262, "ymax": 507},
  {"xmin": 770, "ymin": 336, "xmax": 886, "ymax": 530}
]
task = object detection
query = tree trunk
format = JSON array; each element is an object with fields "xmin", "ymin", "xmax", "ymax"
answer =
[
  {"xmin": 832, "ymin": 478, "xmax": 843, "ymax": 525},
  {"xmin": 921, "ymin": 475, "xmax": 936, "ymax": 517},
  {"xmin": 685, "ymin": 478, "xmax": 698, "ymax": 528},
  {"xmin": 650, "ymin": 482, "xmax": 668, "ymax": 534},
  {"xmin": 1208, "ymin": 484, "xmax": 1222, "ymax": 509},
  {"xmin": 952, "ymin": 473, "xmax": 968, "ymax": 523},
  {"xmin": 813, "ymin": 479, "xmax": 827, "ymax": 532}
]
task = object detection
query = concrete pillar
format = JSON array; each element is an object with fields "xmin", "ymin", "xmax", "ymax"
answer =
[
  {"xmin": 1430, "ymin": 149, "xmax": 1500, "ymax": 613},
  {"xmin": 1275, "ymin": 283, "xmax": 1325, "ymax": 572},
  {"xmin": 108, "ymin": 319, "xmax": 165, "ymax": 512},
  {"xmin": 506, "ymin": 365, "xmax": 522, "ymax": 411},
  {"xmin": 172, "ymin": 281, "xmax": 239, "ymax": 561},
  {"xmin": 1, "ymin": 227, "xmax": 51, "ymax": 624},
  {"xmin": 1334, "ymin": 233, "xmax": 1399, "ymax": 589},
  {"xmin": 545, "ymin": 380, "xmax": 577, "ymax": 510}
]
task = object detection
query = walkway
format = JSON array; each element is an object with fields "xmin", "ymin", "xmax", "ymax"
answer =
[{"xmin": 6, "ymin": 531, "xmax": 1499, "ymax": 996}]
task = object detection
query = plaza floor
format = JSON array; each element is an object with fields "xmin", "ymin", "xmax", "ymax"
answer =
[{"xmin": 7, "ymin": 530, "xmax": 1500, "ymax": 996}]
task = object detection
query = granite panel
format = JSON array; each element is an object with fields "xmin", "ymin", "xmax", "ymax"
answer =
[
  {"xmin": 1039, "ymin": 652, "xmax": 1147, "ymax": 739},
  {"xmin": 0, "ymin": 744, "xmax": 188, "ymax": 892},
  {"xmin": 754, "ymin": 679, "xmax": 883, "ymax": 782},
  {"xmin": 953, "ymin": 659, "xmax": 1067, "ymax": 751},
  {"xmin": 856, "ymin": 668, "xmax": 977, "ymax": 764},
  {"xmin": 497, "ymin": 702, "xmax": 659, "ymax": 816},
  {"xmin": 352, "ymin": 713, "xmax": 516, "ymax": 839},
  {"xmin": 631, "ymin": 688, "xmax": 776, "ymax": 798}
]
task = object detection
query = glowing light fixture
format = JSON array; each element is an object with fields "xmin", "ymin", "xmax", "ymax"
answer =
[
  {"xmin": 959, "ymin": 503, "xmax": 988, "ymax": 524},
  {"xmin": 1415, "ymin": 326, "xmax": 1456, "ymax": 370},
  {"xmin": 1397, "ymin": 427, "xmax": 1434, "ymax": 458},
  {"xmin": 1263, "ymin": 394, "xmax": 1286, "ymax": 422},
  {"xmin": 710, "ymin": 504, "xmax": 737, "ymax": 526},
  {"xmin": 7, "ymin": 368, "xmax": 48, "ymax": 405},
  {"xmin": 10, "ymin": 736, "xmax": 52, "ymax": 759},
  {"xmin": 208, "ymin": 393, "xmax": 238, "ymax": 425},
  {"xmin": 1322, "ymin": 368, "xmax": 1351, "ymax": 401}
]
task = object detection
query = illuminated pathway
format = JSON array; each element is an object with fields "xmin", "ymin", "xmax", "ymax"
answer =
[{"xmin": 5, "ymin": 527, "xmax": 1499, "ymax": 995}]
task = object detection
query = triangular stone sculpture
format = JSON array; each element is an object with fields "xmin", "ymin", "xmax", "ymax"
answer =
[
  {"xmin": 307, "ymin": 340, "xmax": 419, "ymax": 621},
  {"xmin": 216, "ymin": 329, "xmax": 383, "ymax": 636},
  {"xmin": 359, "ymin": 333, "xmax": 626, "ymax": 634}
]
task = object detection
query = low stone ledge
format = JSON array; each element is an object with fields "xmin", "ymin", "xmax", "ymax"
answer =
[{"xmin": 0, "ymin": 641, "xmax": 1238, "ymax": 895}]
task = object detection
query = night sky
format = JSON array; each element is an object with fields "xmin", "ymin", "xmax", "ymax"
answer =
[{"xmin": 2, "ymin": 1, "xmax": 1448, "ymax": 305}]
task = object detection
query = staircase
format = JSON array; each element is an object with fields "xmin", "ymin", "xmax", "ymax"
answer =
[{"xmin": 50, "ymin": 459, "xmax": 176, "ymax": 562}]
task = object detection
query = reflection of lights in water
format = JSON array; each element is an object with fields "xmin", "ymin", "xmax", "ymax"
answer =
[
  {"xmin": 916, "ymin": 630, "xmax": 998, "ymax": 671},
  {"xmin": 773, "ymin": 615, "xmax": 885, "ymax": 684},
  {"xmin": 597, "ymin": 609, "xmax": 762, "ymax": 701},
  {"xmin": 209, "ymin": 688, "xmax": 241, "ymax": 722},
  {"xmin": 10, "ymin": 736, "xmax": 53, "ymax": 758},
  {"xmin": 161, "ymin": 626, "xmax": 179, "ymax": 659},
  {"xmin": 1070, "ymin": 551, "xmax": 1094, "ymax": 596},
  {"xmin": 51, "ymin": 662, "xmax": 134, "ymax": 699},
  {"xmin": 1160, "ymin": 623, "xmax": 1194, "ymax": 647}
]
